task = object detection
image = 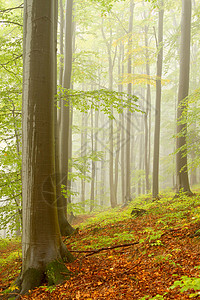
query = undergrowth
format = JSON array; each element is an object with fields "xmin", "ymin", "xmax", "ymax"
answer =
[{"xmin": 1, "ymin": 190, "xmax": 200, "ymax": 299}]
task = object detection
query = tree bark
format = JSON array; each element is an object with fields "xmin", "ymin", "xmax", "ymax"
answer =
[
  {"xmin": 100, "ymin": 111, "xmax": 105, "ymax": 206},
  {"xmin": 59, "ymin": 0, "xmax": 75, "ymax": 234},
  {"xmin": 18, "ymin": 0, "xmax": 74, "ymax": 295},
  {"xmin": 125, "ymin": 0, "xmax": 134, "ymax": 203},
  {"xmin": 152, "ymin": 1, "xmax": 164, "ymax": 199},
  {"xmin": 81, "ymin": 111, "xmax": 87, "ymax": 208},
  {"xmin": 120, "ymin": 44, "xmax": 125, "ymax": 203},
  {"xmin": 90, "ymin": 108, "xmax": 95, "ymax": 211},
  {"xmin": 176, "ymin": 0, "xmax": 192, "ymax": 194},
  {"xmin": 101, "ymin": 17, "xmax": 117, "ymax": 208},
  {"xmin": 144, "ymin": 23, "xmax": 151, "ymax": 194}
]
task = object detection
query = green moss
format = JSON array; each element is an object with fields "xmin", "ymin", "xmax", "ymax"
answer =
[{"xmin": 46, "ymin": 259, "xmax": 71, "ymax": 286}]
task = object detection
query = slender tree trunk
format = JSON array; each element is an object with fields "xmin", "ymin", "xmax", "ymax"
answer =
[
  {"xmin": 94, "ymin": 110, "xmax": 99, "ymax": 202},
  {"xmin": 55, "ymin": 0, "xmax": 74, "ymax": 235},
  {"xmin": 144, "ymin": 24, "xmax": 151, "ymax": 194},
  {"xmin": 120, "ymin": 44, "xmax": 125, "ymax": 203},
  {"xmin": 100, "ymin": 111, "xmax": 105, "ymax": 206},
  {"xmin": 176, "ymin": 0, "xmax": 192, "ymax": 194},
  {"xmin": 117, "ymin": 45, "xmax": 123, "ymax": 202},
  {"xmin": 114, "ymin": 122, "xmax": 121, "ymax": 201},
  {"xmin": 152, "ymin": 1, "xmax": 164, "ymax": 199},
  {"xmin": 10, "ymin": 101, "xmax": 22, "ymax": 234},
  {"xmin": 101, "ymin": 18, "xmax": 117, "ymax": 208},
  {"xmin": 55, "ymin": 0, "xmax": 74, "ymax": 236},
  {"xmin": 90, "ymin": 108, "xmax": 95, "ymax": 211},
  {"xmin": 59, "ymin": 0, "xmax": 75, "ymax": 234},
  {"xmin": 67, "ymin": 107, "xmax": 74, "ymax": 222},
  {"xmin": 81, "ymin": 111, "xmax": 87, "ymax": 208},
  {"xmin": 125, "ymin": 0, "xmax": 134, "ymax": 203}
]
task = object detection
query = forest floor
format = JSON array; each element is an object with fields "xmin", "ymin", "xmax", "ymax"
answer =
[{"xmin": 1, "ymin": 191, "xmax": 200, "ymax": 299}]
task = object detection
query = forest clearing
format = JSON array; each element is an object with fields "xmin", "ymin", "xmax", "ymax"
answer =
[{"xmin": 1, "ymin": 191, "xmax": 200, "ymax": 299}]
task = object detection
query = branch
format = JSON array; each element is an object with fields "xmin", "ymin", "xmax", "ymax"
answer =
[
  {"xmin": 1, "ymin": 64, "xmax": 21, "ymax": 81},
  {"xmin": 0, "ymin": 3, "xmax": 23, "ymax": 13},
  {"xmin": 0, "ymin": 20, "xmax": 22, "ymax": 27},
  {"xmin": 0, "ymin": 54, "xmax": 22, "ymax": 66},
  {"xmin": 70, "ymin": 241, "xmax": 139, "ymax": 257},
  {"xmin": 0, "ymin": 193, "xmax": 22, "ymax": 202},
  {"xmin": 153, "ymin": 26, "xmax": 158, "ymax": 49},
  {"xmin": 110, "ymin": 11, "xmax": 128, "ymax": 34}
]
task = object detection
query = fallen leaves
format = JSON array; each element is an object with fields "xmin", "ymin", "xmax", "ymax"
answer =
[{"xmin": 1, "ymin": 195, "xmax": 200, "ymax": 299}]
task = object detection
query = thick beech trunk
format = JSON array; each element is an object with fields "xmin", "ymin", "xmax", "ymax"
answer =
[{"xmin": 16, "ymin": 0, "xmax": 74, "ymax": 296}]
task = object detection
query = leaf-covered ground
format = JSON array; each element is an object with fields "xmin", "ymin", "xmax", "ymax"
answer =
[{"xmin": 1, "ymin": 192, "xmax": 200, "ymax": 299}]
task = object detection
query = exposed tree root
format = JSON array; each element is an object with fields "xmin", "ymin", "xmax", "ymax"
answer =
[
  {"xmin": 173, "ymin": 190, "xmax": 194, "ymax": 199},
  {"xmin": 9, "ymin": 259, "xmax": 72, "ymax": 299},
  {"xmin": 7, "ymin": 246, "xmax": 74, "ymax": 299}
]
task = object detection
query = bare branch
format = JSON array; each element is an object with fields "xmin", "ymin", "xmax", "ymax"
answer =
[{"xmin": 70, "ymin": 241, "xmax": 139, "ymax": 257}]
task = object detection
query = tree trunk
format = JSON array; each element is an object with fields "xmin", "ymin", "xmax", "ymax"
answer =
[
  {"xmin": 125, "ymin": 0, "xmax": 134, "ymax": 203},
  {"xmin": 120, "ymin": 44, "xmax": 125, "ymax": 203},
  {"xmin": 100, "ymin": 111, "xmax": 105, "ymax": 206},
  {"xmin": 176, "ymin": 0, "xmax": 192, "ymax": 194},
  {"xmin": 81, "ymin": 111, "xmax": 87, "ymax": 208},
  {"xmin": 90, "ymin": 108, "xmax": 95, "ymax": 211},
  {"xmin": 152, "ymin": 1, "xmax": 164, "ymax": 199},
  {"xmin": 94, "ymin": 110, "xmax": 99, "ymax": 203},
  {"xmin": 114, "ymin": 121, "xmax": 121, "ymax": 201},
  {"xmin": 59, "ymin": 0, "xmax": 75, "ymax": 235},
  {"xmin": 17, "ymin": 0, "xmax": 74, "ymax": 295},
  {"xmin": 101, "ymin": 17, "xmax": 117, "ymax": 208},
  {"xmin": 144, "ymin": 24, "xmax": 151, "ymax": 194}
]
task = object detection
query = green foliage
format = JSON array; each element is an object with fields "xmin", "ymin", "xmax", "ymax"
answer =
[
  {"xmin": 0, "ymin": 250, "xmax": 21, "ymax": 268},
  {"xmin": 142, "ymin": 227, "xmax": 164, "ymax": 246},
  {"xmin": 0, "ymin": 238, "xmax": 9, "ymax": 249},
  {"xmin": 69, "ymin": 151, "xmax": 103, "ymax": 183},
  {"xmin": 140, "ymin": 294, "xmax": 168, "ymax": 300},
  {"xmin": 67, "ymin": 201, "xmax": 89, "ymax": 215},
  {"xmin": 0, "ymin": 0, "xmax": 23, "ymax": 235},
  {"xmin": 72, "ymin": 51, "xmax": 100, "ymax": 83},
  {"xmin": 71, "ymin": 228, "xmax": 136, "ymax": 250},
  {"xmin": 59, "ymin": 88, "xmax": 140, "ymax": 119},
  {"xmin": 41, "ymin": 285, "xmax": 57, "ymax": 293},
  {"xmin": 170, "ymin": 275, "xmax": 200, "ymax": 298},
  {"xmin": 89, "ymin": 0, "xmax": 126, "ymax": 14},
  {"xmin": 176, "ymin": 89, "xmax": 200, "ymax": 171}
]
